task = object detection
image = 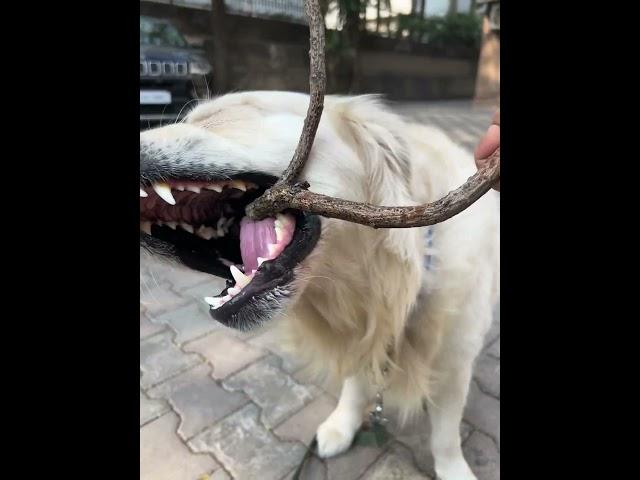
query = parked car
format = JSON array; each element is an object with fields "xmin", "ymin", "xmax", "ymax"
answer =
[{"xmin": 140, "ymin": 15, "xmax": 212, "ymax": 129}]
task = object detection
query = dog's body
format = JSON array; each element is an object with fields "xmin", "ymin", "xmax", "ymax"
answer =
[{"xmin": 140, "ymin": 91, "xmax": 499, "ymax": 480}]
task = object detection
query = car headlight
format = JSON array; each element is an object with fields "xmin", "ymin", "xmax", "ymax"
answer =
[{"xmin": 189, "ymin": 57, "xmax": 212, "ymax": 75}]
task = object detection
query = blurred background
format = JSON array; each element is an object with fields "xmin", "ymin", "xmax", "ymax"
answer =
[{"xmin": 140, "ymin": 0, "xmax": 499, "ymax": 127}]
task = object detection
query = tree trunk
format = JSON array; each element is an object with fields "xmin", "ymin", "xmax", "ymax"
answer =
[
  {"xmin": 420, "ymin": 0, "xmax": 426, "ymax": 18},
  {"xmin": 210, "ymin": 0, "xmax": 229, "ymax": 93},
  {"xmin": 376, "ymin": 0, "xmax": 381, "ymax": 32}
]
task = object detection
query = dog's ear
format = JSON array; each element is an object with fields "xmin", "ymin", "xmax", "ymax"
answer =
[
  {"xmin": 340, "ymin": 96, "xmax": 425, "ymax": 263},
  {"xmin": 335, "ymin": 98, "xmax": 427, "ymax": 356}
]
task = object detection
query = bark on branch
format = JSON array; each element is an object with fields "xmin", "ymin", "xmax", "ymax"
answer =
[{"xmin": 246, "ymin": 0, "xmax": 500, "ymax": 227}]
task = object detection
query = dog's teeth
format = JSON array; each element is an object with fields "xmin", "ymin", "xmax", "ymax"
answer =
[
  {"xmin": 267, "ymin": 243, "xmax": 278, "ymax": 257},
  {"xmin": 228, "ymin": 287, "xmax": 241, "ymax": 296},
  {"xmin": 186, "ymin": 185, "xmax": 201, "ymax": 194},
  {"xmin": 196, "ymin": 226, "xmax": 216, "ymax": 240},
  {"xmin": 217, "ymin": 216, "xmax": 230, "ymax": 237},
  {"xmin": 230, "ymin": 265, "xmax": 251, "ymax": 288},
  {"xmin": 153, "ymin": 183, "xmax": 176, "ymax": 205},
  {"xmin": 275, "ymin": 225, "xmax": 283, "ymax": 242},
  {"xmin": 140, "ymin": 188, "xmax": 148, "ymax": 197},
  {"xmin": 204, "ymin": 296, "xmax": 224, "ymax": 309},
  {"xmin": 257, "ymin": 257, "xmax": 267, "ymax": 267},
  {"xmin": 166, "ymin": 222, "xmax": 177, "ymax": 230},
  {"xmin": 175, "ymin": 185, "xmax": 185, "ymax": 191},
  {"xmin": 229, "ymin": 180, "xmax": 247, "ymax": 192},
  {"xmin": 276, "ymin": 213, "xmax": 291, "ymax": 226},
  {"xmin": 140, "ymin": 221, "xmax": 151, "ymax": 235},
  {"xmin": 180, "ymin": 223, "xmax": 194, "ymax": 233},
  {"xmin": 206, "ymin": 183, "xmax": 224, "ymax": 193}
]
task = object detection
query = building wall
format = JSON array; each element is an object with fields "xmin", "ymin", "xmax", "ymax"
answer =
[{"xmin": 141, "ymin": 1, "xmax": 480, "ymax": 100}]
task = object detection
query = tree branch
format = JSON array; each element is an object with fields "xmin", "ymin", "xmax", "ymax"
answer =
[{"xmin": 246, "ymin": 0, "xmax": 500, "ymax": 228}]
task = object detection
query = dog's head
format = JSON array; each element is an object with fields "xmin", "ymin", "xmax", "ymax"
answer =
[{"xmin": 140, "ymin": 91, "xmax": 425, "ymax": 333}]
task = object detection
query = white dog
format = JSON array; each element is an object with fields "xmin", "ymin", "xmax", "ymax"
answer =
[{"xmin": 140, "ymin": 91, "xmax": 499, "ymax": 480}]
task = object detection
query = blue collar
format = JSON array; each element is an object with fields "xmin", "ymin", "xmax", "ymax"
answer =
[{"xmin": 424, "ymin": 227, "xmax": 434, "ymax": 271}]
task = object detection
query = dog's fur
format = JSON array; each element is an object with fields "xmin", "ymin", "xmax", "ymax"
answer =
[{"xmin": 141, "ymin": 91, "xmax": 499, "ymax": 479}]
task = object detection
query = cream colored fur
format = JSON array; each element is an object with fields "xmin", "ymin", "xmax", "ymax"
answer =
[{"xmin": 141, "ymin": 91, "xmax": 499, "ymax": 480}]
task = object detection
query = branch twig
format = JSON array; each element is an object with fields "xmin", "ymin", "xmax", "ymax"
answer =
[{"xmin": 246, "ymin": 0, "xmax": 500, "ymax": 227}]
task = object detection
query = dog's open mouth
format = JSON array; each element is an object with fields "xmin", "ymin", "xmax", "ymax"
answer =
[{"xmin": 140, "ymin": 175, "xmax": 320, "ymax": 329}]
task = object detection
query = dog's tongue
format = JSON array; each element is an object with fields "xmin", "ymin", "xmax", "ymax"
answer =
[{"xmin": 239, "ymin": 217, "xmax": 277, "ymax": 273}]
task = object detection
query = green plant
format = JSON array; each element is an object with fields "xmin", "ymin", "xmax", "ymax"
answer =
[{"xmin": 396, "ymin": 12, "xmax": 482, "ymax": 48}]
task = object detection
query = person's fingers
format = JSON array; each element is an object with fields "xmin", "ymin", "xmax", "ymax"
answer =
[
  {"xmin": 474, "ymin": 124, "xmax": 500, "ymax": 162},
  {"xmin": 474, "ymin": 110, "xmax": 500, "ymax": 191}
]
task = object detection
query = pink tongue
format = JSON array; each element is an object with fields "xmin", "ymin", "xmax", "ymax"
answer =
[{"xmin": 239, "ymin": 217, "xmax": 276, "ymax": 273}]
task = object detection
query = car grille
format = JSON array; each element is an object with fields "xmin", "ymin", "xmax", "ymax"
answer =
[{"xmin": 140, "ymin": 60, "xmax": 189, "ymax": 77}]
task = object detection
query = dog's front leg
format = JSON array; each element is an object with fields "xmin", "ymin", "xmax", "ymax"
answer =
[
  {"xmin": 428, "ymin": 363, "xmax": 477, "ymax": 480},
  {"xmin": 316, "ymin": 375, "xmax": 368, "ymax": 458}
]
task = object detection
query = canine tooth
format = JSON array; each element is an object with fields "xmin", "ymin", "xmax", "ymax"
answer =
[
  {"xmin": 180, "ymin": 223, "xmax": 194, "ymax": 233},
  {"xmin": 186, "ymin": 185, "xmax": 201, "ymax": 194},
  {"xmin": 140, "ymin": 189, "xmax": 148, "ymax": 197},
  {"xmin": 206, "ymin": 183, "xmax": 224, "ymax": 193},
  {"xmin": 166, "ymin": 222, "xmax": 177, "ymax": 230},
  {"xmin": 197, "ymin": 226, "xmax": 216, "ymax": 240},
  {"xmin": 275, "ymin": 225, "xmax": 283, "ymax": 242},
  {"xmin": 204, "ymin": 296, "xmax": 224, "ymax": 309},
  {"xmin": 230, "ymin": 265, "xmax": 251, "ymax": 288},
  {"xmin": 140, "ymin": 222, "xmax": 151, "ymax": 235},
  {"xmin": 228, "ymin": 287, "xmax": 241, "ymax": 296},
  {"xmin": 229, "ymin": 180, "xmax": 247, "ymax": 191},
  {"xmin": 276, "ymin": 213, "xmax": 291, "ymax": 226},
  {"xmin": 175, "ymin": 185, "xmax": 185, "ymax": 191},
  {"xmin": 153, "ymin": 183, "xmax": 176, "ymax": 205},
  {"xmin": 267, "ymin": 243, "xmax": 278, "ymax": 257},
  {"xmin": 257, "ymin": 257, "xmax": 267, "ymax": 267}
]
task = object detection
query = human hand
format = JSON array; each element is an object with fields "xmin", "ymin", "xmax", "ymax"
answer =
[{"xmin": 474, "ymin": 110, "xmax": 500, "ymax": 191}]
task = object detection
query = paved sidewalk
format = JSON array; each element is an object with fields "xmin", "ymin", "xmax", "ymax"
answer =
[{"xmin": 140, "ymin": 103, "xmax": 499, "ymax": 480}]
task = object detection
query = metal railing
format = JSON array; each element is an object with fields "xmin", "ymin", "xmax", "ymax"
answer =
[{"xmin": 143, "ymin": 0, "xmax": 306, "ymax": 23}]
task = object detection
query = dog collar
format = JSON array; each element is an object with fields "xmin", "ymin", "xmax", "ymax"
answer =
[{"xmin": 425, "ymin": 227, "xmax": 434, "ymax": 271}]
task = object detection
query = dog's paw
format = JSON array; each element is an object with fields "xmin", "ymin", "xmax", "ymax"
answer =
[
  {"xmin": 435, "ymin": 458, "xmax": 477, "ymax": 480},
  {"xmin": 315, "ymin": 415, "xmax": 359, "ymax": 458}
]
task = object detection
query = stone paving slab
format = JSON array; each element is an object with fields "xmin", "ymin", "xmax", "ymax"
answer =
[
  {"xmin": 474, "ymin": 354, "xmax": 500, "ymax": 398},
  {"xmin": 464, "ymin": 381, "xmax": 501, "ymax": 449},
  {"xmin": 274, "ymin": 393, "xmax": 338, "ymax": 445},
  {"xmin": 140, "ymin": 310, "xmax": 166, "ymax": 340},
  {"xmin": 152, "ymin": 302, "xmax": 223, "ymax": 345},
  {"xmin": 222, "ymin": 355, "xmax": 320, "ymax": 429},
  {"xmin": 363, "ymin": 442, "xmax": 434, "ymax": 479},
  {"xmin": 140, "ymin": 390, "xmax": 171, "ymax": 427},
  {"xmin": 462, "ymin": 431, "xmax": 500, "ymax": 480},
  {"xmin": 141, "ymin": 412, "xmax": 221, "ymax": 480},
  {"xmin": 140, "ymin": 102, "xmax": 500, "ymax": 480},
  {"xmin": 325, "ymin": 443, "xmax": 388, "ymax": 480},
  {"xmin": 148, "ymin": 363, "xmax": 250, "ymax": 440},
  {"xmin": 189, "ymin": 403, "xmax": 307, "ymax": 480},
  {"xmin": 184, "ymin": 330, "xmax": 268, "ymax": 380},
  {"xmin": 140, "ymin": 331, "xmax": 203, "ymax": 389}
]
